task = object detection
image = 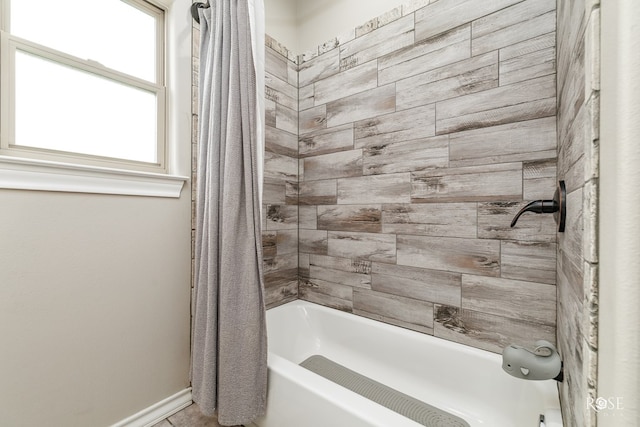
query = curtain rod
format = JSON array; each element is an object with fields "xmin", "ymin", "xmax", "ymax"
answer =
[{"xmin": 190, "ymin": 1, "xmax": 210, "ymax": 24}]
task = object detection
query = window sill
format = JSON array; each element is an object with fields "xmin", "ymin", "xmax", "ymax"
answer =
[{"xmin": 0, "ymin": 156, "xmax": 188, "ymax": 198}]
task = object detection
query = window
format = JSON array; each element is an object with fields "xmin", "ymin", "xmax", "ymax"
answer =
[{"xmin": 0, "ymin": 0, "xmax": 166, "ymax": 172}]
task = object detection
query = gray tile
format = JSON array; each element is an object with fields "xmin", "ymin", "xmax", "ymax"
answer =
[
  {"xmin": 354, "ymin": 104, "xmax": 436, "ymax": 149},
  {"xmin": 477, "ymin": 201, "xmax": 557, "ymax": 243},
  {"xmin": 314, "ymin": 60, "xmax": 378, "ymax": 106},
  {"xmin": 265, "ymin": 125, "xmax": 297, "ymax": 158},
  {"xmin": 354, "ymin": 288, "xmax": 434, "ymax": 334},
  {"xmin": 298, "ymin": 48, "xmax": 340, "ymax": 87},
  {"xmin": 326, "ymin": 84, "xmax": 396, "ymax": 128},
  {"xmin": 275, "ymin": 229, "xmax": 298, "ymax": 256},
  {"xmin": 317, "ymin": 205, "xmax": 382, "ymax": 233},
  {"xmin": 500, "ymin": 32, "xmax": 556, "ymax": 62},
  {"xmin": 265, "ymin": 205, "xmax": 298, "ymax": 231},
  {"xmin": 309, "ymin": 258, "xmax": 372, "ymax": 289},
  {"xmin": 501, "ymin": 240, "xmax": 557, "ymax": 285},
  {"xmin": 265, "ymin": 72, "xmax": 297, "ymax": 111},
  {"xmin": 434, "ymin": 304, "xmax": 556, "ymax": 353},
  {"xmin": 299, "ymin": 123, "xmax": 354, "ymax": 158},
  {"xmin": 338, "ymin": 173, "xmax": 412, "ymax": 205},
  {"xmin": 411, "ymin": 163, "xmax": 523, "ymax": 203},
  {"xmin": 449, "ymin": 117, "xmax": 556, "ymax": 167},
  {"xmin": 262, "ymin": 180, "xmax": 285, "ymax": 205},
  {"xmin": 265, "ymin": 276, "xmax": 298, "ymax": 308},
  {"xmin": 264, "ymin": 99, "xmax": 276, "ymax": 128},
  {"xmin": 396, "ymin": 51, "xmax": 498, "ymax": 110},
  {"xmin": 499, "ymin": 47, "xmax": 556, "ymax": 86},
  {"xmin": 371, "ymin": 262, "xmax": 461, "ymax": 306},
  {"xmin": 382, "ymin": 203, "xmax": 477, "ymax": 238},
  {"xmin": 300, "ymin": 229, "xmax": 329, "ymax": 255},
  {"xmin": 299, "ymin": 84, "xmax": 315, "ymax": 110},
  {"xmin": 299, "ymin": 277, "xmax": 354, "ymax": 312},
  {"xmin": 276, "ymin": 104, "xmax": 298, "ymax": 135},
  {"xmin": 363, "ymin": 135, "xmax": 448, "ymax": 175},
  {"xmin": 294, "ymin": 180, "xmax": 338, "ymax": 205},
  {"xmin": 266, "ymin": 48, "xmax": 288, "ymax": 82},
  {"xmin": 310, "ymin": 254, "xmax": 372, "ymax": 274},
  {"xmin": 339, "ymin": 15, "xmax": 415, "ymax": 71},
  {"xmin": 299, "ymin": 205, "xmax": 318, "ymax": 229},
  {"xmin": 397, "ymin": 235, "xmax": 501, "ymax": 277},
  {"xmin": 299, "ymin": 105, "xmax": 326, "ymax": 135},
  {"xmin": 264, "ymin": 151, "xmax": 297, "ymax": 182},
  {"xmin": 435, "ymin": 75, "xmax": 556, "ymax": 134},
  {"xmin": 523, "ymin": 159, "xmax": 557, "ymax": 200},
  {"xmin": 471, "ymin": 0, "xmax": 556, "ymax": 56},
  {"xmin": 462, "ymin": 274, "xmax": 556, "ymax": 326},
  {"xmin": 303, "ymin": 150, "xmax": 363, "ymax": 181},
  {"xmin": 328, "ymin": 231, "xmax": 397, "ymax": 264},
  {"xmin": 298, "ymin": 123, "xmax": 353, "ymax": 157},
  {"xmin": 379, "ymin": 25, "xmax": 470, "ymax": 86},
  {"xmin": 263, "ymin": 254, "xmax": 298, "ymax": 275},
  {"xmin": 414, "ymin": 0, "xmax": 522, "ymax": 42}
]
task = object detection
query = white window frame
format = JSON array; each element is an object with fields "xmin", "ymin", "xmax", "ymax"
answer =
[{"xmin": 0, "ymin": 0, "xmax": 189, "ymax": 197}]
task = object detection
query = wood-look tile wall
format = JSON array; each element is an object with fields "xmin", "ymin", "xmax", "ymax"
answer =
[
  {"xmin": 192, "ymin": 0, "xmax": 564, "ymax": 367},
  {"xmin": 263, "ymin": 36, "xmax": 299, "ymax": 308},
  {"xmin": 295, "ymin": 0, "xmax": 558, "ymax": 354},
  {"xmin": 556, "ymin": 1, "xmax": 600, "ymax": 426}
]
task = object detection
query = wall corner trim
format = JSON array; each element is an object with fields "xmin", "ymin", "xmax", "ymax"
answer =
[
  {"xmin": 0, "ymin": 156, "xmax": 188, "ymax": 198},
  {"xmin": 110, "ymin": 388, "xmax": 193, "ymax": 427}
]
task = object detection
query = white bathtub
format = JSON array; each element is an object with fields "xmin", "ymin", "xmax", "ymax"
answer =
[{"xmin": 252, "ymin": 300, "xmax": 562, "ymax": 427}]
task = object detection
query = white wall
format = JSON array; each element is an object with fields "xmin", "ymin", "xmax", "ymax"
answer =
[
  {"xmin": 599, "ymin": 0, "xmax": 640, "ymax": 424},
  {"xmin": 265, "ymin": 0, "xmax": 407, "ymax": 53},
  {"xmin": 265, "ymin": 0, "xmax": 298, "ymax": 52},
  {"xmin": 0, "ymin": 0, "xmax": 194, "ymax": 425},
  {"xmin": 0, "ymin": 191, "xmax": 192, "ymax": 426}
]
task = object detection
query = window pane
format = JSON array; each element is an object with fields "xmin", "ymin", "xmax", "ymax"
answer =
[
  {"xmin": 11, "ymin": 0, "xmax": 157, "ymax": 82},
  {"xmin": 15, "ymin": 50, "xmax": 158, "ymax": 163}
]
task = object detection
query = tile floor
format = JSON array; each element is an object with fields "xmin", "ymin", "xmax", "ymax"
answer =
[{"xmin": 152, "ymin": 403, "xmax": 243, "ymax": 427}]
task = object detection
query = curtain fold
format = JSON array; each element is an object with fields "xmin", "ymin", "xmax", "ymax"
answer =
[{"xmin": 191, "ymin": 1, "xmax": 267, "ymax": 425}]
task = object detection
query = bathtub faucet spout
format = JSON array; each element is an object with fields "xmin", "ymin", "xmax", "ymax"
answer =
[{"xmin": 502, "ymin": 340, "xmax": 563, "ymax": 382}]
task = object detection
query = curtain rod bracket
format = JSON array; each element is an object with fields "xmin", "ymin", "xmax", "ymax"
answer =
[{"xmin": 191, "ymin": 1, "xmax": 210, "ymax": 24}]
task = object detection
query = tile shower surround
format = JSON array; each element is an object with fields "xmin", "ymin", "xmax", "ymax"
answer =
[
  {"xmin": 277, "ymin": 0, "xmax": 558, "ymax": 355},
  {"xmin": 189, "ymin": 0, "xmax": 604, "ymax": 425},
  {"xmin": 192, "ymin": 0, "xmax": 565, "ymax": 383}
]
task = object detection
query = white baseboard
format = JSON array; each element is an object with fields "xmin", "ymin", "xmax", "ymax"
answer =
[{"xmin": 111, "ymin": 388, "xmax": 193, "ymax": 427}]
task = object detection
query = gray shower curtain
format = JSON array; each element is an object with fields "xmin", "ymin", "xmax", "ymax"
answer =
[{"xmin": 191, "ymin": 1, "xmax": 267, "ymax": 425}]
